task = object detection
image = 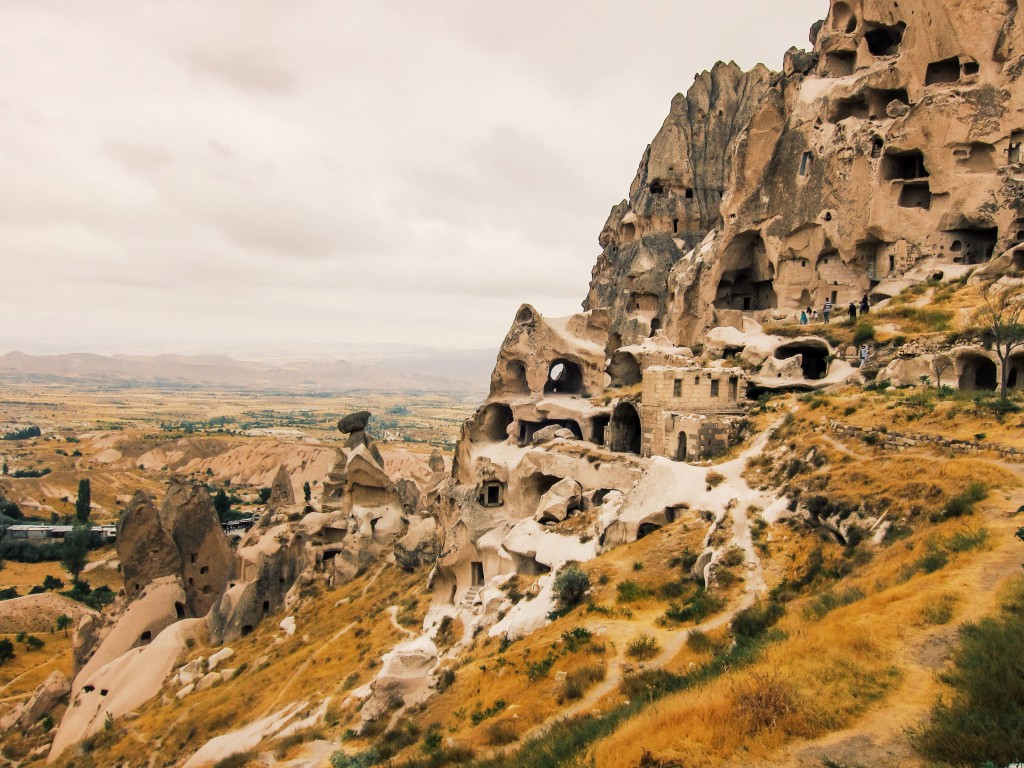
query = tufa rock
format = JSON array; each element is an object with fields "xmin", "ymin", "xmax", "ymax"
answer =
[{"xmin": 338, "ymin": 411, "xmax": 372, "ymax": 434}]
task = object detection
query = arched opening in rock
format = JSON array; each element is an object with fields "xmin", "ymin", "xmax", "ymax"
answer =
[
  {"xmin": 715, "ymin": 233, "xmax": 776, "ymax": 312},
  {"xmin": 958, "ymin": 353, "xmax": 998, "ymax": 391},
  {"xmin": 831, "ymin": 2, "xmax": 856, "ymax": 32},
  {"xmin": 242, "ymin": 625, "xmax": 253, "ymax": 636},
  {"xmin": 591, "ymin": 414, "xmax": 610, "ymax": 446},
  {"xmin": 478, "ymin": 482, "xmax": 504, "ymax": 508},
  {"xmin": 830, "ymin": 96, "xmax": 868, "ymax": 123},
  {"xmin": 518, "ymin": 419, "xmax": 583, "ymax": 445},
  {"xmin": 650, "ymin": 318, "xmax": 661, "ymax": 336},
  {"xmin": 610, "ymin": 402, "xmax": 642, "ymax": 455},
  {"xmin": 621, "ymin": 223, "xmax": 636, "ymax": 245},
  {"xmin": 174, "ymin": 602, "xmax": 185, "ymax": 619},
  {"xmin": 825, "ymin": 50, "xmax": 857, "ymax": 77},
  {"xmin": 262, "ymin": 600, "xmax": 270, "ymax": 615},
  {"xmin": 637, "ymin": 523, "xmax": 662, "ymax": 540},
  {"xmin": 608, "ymin": 351, "xmax": 641, "ymax": 388},
  {"xmin": 649, "ymin": 179, "xmax": 664, "ymax": 195},
  {"xmin": 775, "ymin": 341, "xmax": 831, "ymax": 380},
  {"xmin": 883, "ymin": 149, "xmax": 928, "ymax": 180},
  {"xmin": 471, "ymin": 562, "xmax": 485, "ymax": 587},
  {"xmin": 140, "ymin": 631, "xmax": 152, "ymax": 644},
  {"xmin": 864, "ymin": 21, "xmax": 906, "ymax": 56},
  {"xmin": 544, "ymin": 359, "xmax": 585, "ymax": 395},
  {"xmin": 866, "ymin": 88, "xmax": 910, "ymax": 118},
  {"xmin": 675, "ymin": 432, "xmax": 688, "ymax": 462},
  {"xmin": 503, "ymin": 360, "xmax": 529, "ymax": 395},
  {"xmin": 926, "ymin": 56, "xmax": 961, "ymax": 85},
  {"xmin": 514, "ymin": 305, "xmax": 535, "ymax": 325},
  {"xmin": 474, "ymin": 403, "xmax": 514, "ymax": 443},
  {"xmin": 1008, "ymin": 354, "xmax": 1024, "ymax": 390},
  {"xmin": 606, "ymin": 332, "xmax": 623, "ymax": 359},
  {"xmin": 898, "ymin": 181, "xmax": 932, "ymax": 210}
]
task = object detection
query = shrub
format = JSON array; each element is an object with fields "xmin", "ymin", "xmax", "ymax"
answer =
[
  {"xmin": 732, "ymin": 671, "xmax": 799, "ymax": 733},
  {"xmin": 560, "ymin": 626, "xmax": 592, "ymax": 652},
  {"xmin": 626, "ymin": 634, "xmax": 660, "ymax": 660},
  {"xmin": 553, "ymin": 564, "xmax": 590, "ymax": 609},
  {"xmin": 0, "ymin": 638, "xmax": 14, "ymax": 664},
  {"xmin": 931, "ymin": 482, "xmax": 988, "ymax": 523},
  {"xmin": 661, "ymin": 590, "xmax": 726, "ymax": 624},
  {"xmin": 946, "ymin": 526, "xmax": 990, "ymax": 553},
  {"xmin": 213, "ymin": 752, "xmax": 260, "ymax": 768},
  {"xmin": 732, "ymin": 600, "xmax": 785, "ymax": 638},
  {"xmin": 853, "ymin": 322, "xmax": 875, "ymax": 345},
  {"xmin": 485, "ymin": 720, "xmax": 519, "ymax": 746},
  {"xmin": 922, "ymin": 595, "xmax": 957, "ymax": 625},
  {"xmin": 435, "ymin": 615, "xmax": 456, "ymax": 647},
  {"xmin": 330, "ymin": 750, "xmax": 378, "ymax": 768},
  {"xmin": 616, "ymin": 580, "xmax": 653, "ymax": 603},
  {"xmin": 686, "ymin": 629, "xmax": 714, "ymax": 653},
  {"xmin": 560, "ymin": 663, "xmax": 606, "ymax": 702},
  {"xmin": 705, "ymin": 471, "xmax": 725, "ymax": 490},
  {"xmin": 804, "ymin": 587, "xmax": 866, "ymax": 620},
  {"xmin": 470, "ymin": 699, "xmax": 506, "ymax": 725},
  {"xmin": 913, "ymin": 578, "xmax": 1024, "ymax": 765}
]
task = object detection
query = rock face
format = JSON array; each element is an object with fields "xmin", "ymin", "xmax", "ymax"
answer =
[
  {"xmin": 267, "ymin": 464, "xmax": 296, "ymax": 508},
  {"xmin": 116, "ymin": 479, "xmax": 232, "ymax": 617},
  {"xmin": 0, "ymin": 671, "xmax": 69, "ymax": 732},
  {"xmin": 584, "ymin": 62, "xmax": 774, "ymax": 346},
  {"xmin": 633, "ymin": 0, "xmax": 1024, "ymax": 347}
]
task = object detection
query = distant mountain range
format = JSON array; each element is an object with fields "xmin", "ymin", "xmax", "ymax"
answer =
[{"xmin": 0, "ymin": 350, "xmax": 496, "ymax": 393}]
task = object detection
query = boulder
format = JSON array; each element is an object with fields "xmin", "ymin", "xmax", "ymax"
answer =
[
  {"xmin": 394, "ymin": 516, "xmax": 437, "ymax": 571},
  {"xmin": 0, "ymin": 671, "xmax": 69, "ymax": 732},
  {"xmin": 534, "ymin": 478, "xmax": 583, "ymax": 523},
  {"xmin": 338, "ymin": 411, "xmax": 372, "ymax": 434}
]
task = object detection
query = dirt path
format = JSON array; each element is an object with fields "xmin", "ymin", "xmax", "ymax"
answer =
[
  {"xmin": 386, "ymin": 606, "xmax": 415, "ymax": 639},
  {"xmin": 511, "ymin": 422, "xmax": 782, "ymax": 749},
  {"xmin": 260, "ymin": 621, "xmax": 357, "ymax": 717}
]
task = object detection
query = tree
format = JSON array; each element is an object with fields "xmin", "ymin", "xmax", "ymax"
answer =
[
  {"xmin": 55, "ymin": 614, "xmax": 73, "ymax": 637},
  {"xmin": 258, "ymin": 487, "xmax": 272, "ymax": 504},
  {"xmin": 933, "ymin": 354, "xmax": 954, "ymax": 389},
  {"xmin": 75, "ymin": 478, "xmax": 91, "ymax": 523},
  {"xmin": 213, "ymin": 488, "xmax": 231, "ymax": 520},
  {"xmin": 553, "ymin": 564, "xmax": 591, "ymax": 609},
  {"xmin": 61, "ymin": 523, "xmax": 90, "ymax": 584},
  {"xmin": 975, "ymin": 285, "xmax": 1024, "ymax": 402},
  {"xmin": 303, "ymin": 481, "xmax": 312, "ymax": 503},
  {"xmin": 1, "ymin": 462, "xmax": 7, "ymax": 475},
  {"xmin": 0, "ymin": 638, "xmax": 13, "ymax": 665}
]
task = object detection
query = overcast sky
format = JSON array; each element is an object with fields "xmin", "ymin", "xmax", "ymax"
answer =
[{"xmin": 0, "ymin": 1, "xmax": 824, "ymax": 357}]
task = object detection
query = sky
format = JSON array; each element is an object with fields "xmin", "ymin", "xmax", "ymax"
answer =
[{"xmin": 0, "ymin": 1, "xmax": 824, "ymax": 357}]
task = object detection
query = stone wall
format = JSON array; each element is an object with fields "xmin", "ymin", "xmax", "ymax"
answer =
[{"xmin": 828, "ymin": 420, "xmax": 1024, "ymax": 460}]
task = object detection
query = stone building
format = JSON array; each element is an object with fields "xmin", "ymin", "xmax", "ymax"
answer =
[{"xmin": 639, "ymin": 366, "xmax": 747, "ymax": 461}]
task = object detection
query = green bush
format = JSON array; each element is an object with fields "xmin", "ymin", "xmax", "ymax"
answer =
[
  {"xmin": 732, "ymin": 600, "xmax": 785, "ymax": 638},
  {"xmin": 553, "ymin": 564, "xmax": 590, "ymax": 609},
  {"xmin": 616, "ymin": 579, "xmax": 653, "ymax": 603},
  {"xmin": 946, "ymin": 527, "xmax": 989, "ymax": 553},
  {"xmin": 931, "ymin": 482, "xmax": 988, "ymax": 523},
  {"xmin": 560, "ymin": 663, "xmax": 606, "ymax": 701},
  {"xmin": 804, "ymin": 587, "xmax": 866, "ymax": 620},
  {"xmin": 0, "ymin": 638, "xmax": 14, "ymax": 664},
  {"xmin": 661, "ymin": 590, "xmax": 726, "ymax": 624},
  {"xmin": 913, "ymin": 578, "xmax": 1024, "ymax": 765},
  {"xmin": 853, "ymin": 322, "xmax": 875, "ymax": 345},
  {"xmin": 626, "ymin": 634, "xmax": 660, "ymax": 660}
]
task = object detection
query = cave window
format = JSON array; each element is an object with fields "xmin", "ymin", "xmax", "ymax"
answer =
[
  {"xmin": 475, "ymin": 403, "xmax": 514, "ymax": 442},
  {"xmin": 637, "ymin": 523, "xmax": 662, "ymax": 540},
  {"xmin": 776, "ymin": 343, "xmax": 830, "ymax": 380},
  {"xmin": 471, "ymin": 562, "xmax": 485, "ymax": 587},
  {"xmin": 925, "ymin": 56, "xmax": 961, "ymax": 85},
  {"xmin": 175, "ymin": 602, "xmax": 185, "ymax": 619},
  {"xmin": 479, "ymin": 482, "xmax": 503, "ymax": 508},
  {"xmin": 610, "ymin": 402, "xmax": 642, "ymax": 455},
  {"xmin": 710, "ymin": 380, "xmax": 720, "ymax": 398},
  {"xmin": 883, "ymin": 150, "xmax": 928, "ymax": 180},
  {"xmin": 242, "ymin": 625, "xmax": 253, "ymax": 636},
  {"xmin": 140, "ymin": 631, "xmax": 152, "ymax": 644},
  {"xmin": 864, "ymin": 22, "xmax": 906, "ymax": 56},
  {"xmin": 650, "ymin": 318, "xmax": 661, "ymax": 336},
  {"xmin": 190, "ymin": 553, "xmax": 198, "ymax": 564},
  {"xmin": 800, "ymin": 151, "xmax": 814, "ymax": 176},
  {"xmin": 729, "ymin": 377, "xmax": 739, "ymax": 400},
  {"xmin": 951, "ymin": 240, "xmax": 962, "ymax": 252},
  {"xmin": 685, "ymin": 188, "xmax": 694, "ymax": 199},
  {"xmin": 675, "ymin": 433, "xmax": 688, "ymax": 462},
  {"xmin": 962, "ymin": 59, "xmax": 980, "ymax": 76},
  {"xmin": 673, "ymin": 380, "xmax": 682, "ymax": 398},
  {"xmin": 649, "ymin": 180, "xmax": 664, "ymax": 195},
  {"xmin": 591, "ymin": 415, "xmax": 610, "ymax": 446},
  {"xmin": 959, "ymin": 355, "xmax": 997, "ymax": 391},
  {"xmin": 199, "ymin": 565, "xmax": 209, "ymax": 575},
  {"xmin": 544, "ymin": 359, "xmax": 585, "ymax": 395},
  {"xmin": 262, "ymin": 600, "xmax": 270, "ymax": 614},
  {"xmin": 825, "ymin": 50, "xmax": 856, "ymax": 77},
  {"xmin": 202, "ymin": 585, "xmax": 212, "ymax": 594},
  {"xmin": 898, "ymin": 181, "xmax": 932, "ymax": 210},
  {"xmin": 672, "ymin": 219, "xmax": 679, "ymax": 234},
  {"xmin": 1009, "ymin": 131, "xmax": 1023, "ymax": 164},
  {"xmin": 694, "ymin": 375, "xmax": 700, "ymax": 386},
  {"xmin": 504, "ymin": 360, "xmax": 529, "ymax": 395},
  {"xmin": 830, "ymin": 97, "xmax": 869, "ymax": 122},
  {"xmin": 621, "ymin": 223, "xmax": 636, "ymax": 244}
]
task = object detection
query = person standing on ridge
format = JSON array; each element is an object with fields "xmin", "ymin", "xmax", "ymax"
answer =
[
  {"xmin": 823, "ymin": 297, "xmax": 833, "ymax": 324},
  {"xmin": 860, "ymin": 294, "xmax": 870, "ymax": 315},
  {"xmin": 848, "ymin": 301, "xmax": 857, "ymax": 321}
]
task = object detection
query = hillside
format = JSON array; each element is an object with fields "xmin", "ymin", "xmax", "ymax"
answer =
[{"xmin": 4, "ymin": 1, "xmax": 1024, "ymax": 767}]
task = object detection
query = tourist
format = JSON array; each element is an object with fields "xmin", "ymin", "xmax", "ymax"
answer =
[
  {"xmin": 860, "ymin": 293, "xmax": 870, "ymax": 315},
  {"xmin": 811, "ymin": 309, "xmax": 819, "ymax": 322},
  {"xmin": 823, "ymin": 298, "xmax": 833, "ymax": 323},
  {"xmin": 848, "ymin": 301, "xmax": 857, "ymax": 320},
  {"xmin": 800, "ymin": 309, "xmax": 808, "ymax": 325},
  {"xmin": 859, "ymin": 344, "xmax": 869, "ymax": 366}
]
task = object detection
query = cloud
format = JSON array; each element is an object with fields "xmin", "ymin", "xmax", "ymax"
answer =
[{"xmin": 0, "ymin": 0, "xmax": 824, "ymax": 355}]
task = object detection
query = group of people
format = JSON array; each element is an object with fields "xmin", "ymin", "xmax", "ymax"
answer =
[{"xmin": 799, "ymin": 293, "xmax": 870, "ymax": 325}]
